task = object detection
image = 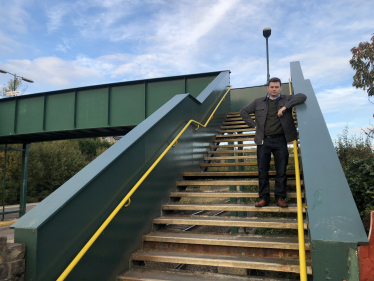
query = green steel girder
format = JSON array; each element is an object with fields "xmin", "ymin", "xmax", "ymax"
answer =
[
  {"xmin": 0, "ymin": 71, "xmax": 221, "ymax": 144},
  {"xmin": 230, "ymin": 83, "xmax": 290, "ymax": 112}
]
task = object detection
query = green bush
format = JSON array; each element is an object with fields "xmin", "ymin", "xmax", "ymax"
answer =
[
  {"xmin": 345, "ymin": 156, "xmax": 374, "ymax": 216},
  {"xmin": 335, "ymin": 125, "xmax": 372, "ymax": 171}
]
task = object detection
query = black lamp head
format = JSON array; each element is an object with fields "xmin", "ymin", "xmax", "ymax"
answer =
[{"xmin": 263, "ymin": 28, "xmax": 271, "ymax": 38}]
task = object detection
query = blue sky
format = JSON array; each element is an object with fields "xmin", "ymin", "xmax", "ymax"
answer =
[{"xmin": 0, "ymin": 0, "xmax": 373, "ymax": 141}]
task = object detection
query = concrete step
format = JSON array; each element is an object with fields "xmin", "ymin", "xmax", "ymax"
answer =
[
  {"xmin": 170, "ymin": 191, "xmax": 304, "ymax": 199},
  {"xmin": 162, "ymin": 203, "xmax": 302, "ymax": 213},
  {"xmin": 153, "ymin": 216, "xmax": 307, "ymax": 229},
  {"xmin": 119, "ymin": 269, "xmax": 298, "ymax": 281},
  {"xmin": 130, "ymin": 250, "xmax": 312, "ymax": 274},
  {"xmin": 143, "ymin": 232, "xmax": 310, "ymax": 251},
  {"xmin": 182, "ymin": 171, "xmax": 296, "ymax": 178}
]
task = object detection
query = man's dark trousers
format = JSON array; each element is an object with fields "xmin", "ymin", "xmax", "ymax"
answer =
[{"xmin": 257, "ymin": 135, "xmax": 289, "ymax": 203}]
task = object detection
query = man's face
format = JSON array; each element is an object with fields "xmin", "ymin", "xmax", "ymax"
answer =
[{"xmin": 267, "ymin": 82, "xmax": 282, "ymax": 98}]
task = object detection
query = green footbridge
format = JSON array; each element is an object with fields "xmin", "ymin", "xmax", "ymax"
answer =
[{"xmin": 7, "ymin": 62, "xmax": 367, "ymax": 280}]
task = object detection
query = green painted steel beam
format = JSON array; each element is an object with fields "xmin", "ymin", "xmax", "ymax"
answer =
[
  {"xmin": 230, "ymin": 83, "xmax": 290, "ymax": 112},
  {"xmin": 0, "ymin": 71, "xmax": 221, "ymax": 144}
]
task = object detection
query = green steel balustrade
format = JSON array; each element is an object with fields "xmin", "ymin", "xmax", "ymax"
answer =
[
  {"xmin": 12, "ymin": 71, "xmax": 230, "ymax": 281},
  {"xmin": 291, "ymin": 61, "xmax": 367, "ymax": 280}
]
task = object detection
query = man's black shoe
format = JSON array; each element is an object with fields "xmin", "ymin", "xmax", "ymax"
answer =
[{"xmin": 255, "ymin": 199, "xmax": 269, "ymax": 207}]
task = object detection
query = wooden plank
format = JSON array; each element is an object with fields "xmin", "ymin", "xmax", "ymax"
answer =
[
  {"xmin": 182, "ymin": 171, "xmax": 296, "ymax": 177},
  {"xmin": 223, "ymin": 121, "xmax": 246, "ymax": 125},
  {"xmin": 213, "ymin": 137, "xmax": 254, "ymax": 142},
  {"xmin": 143, "ymin": 232, "xmax": 309, "ymax": 250},
  {"xmin": 221, "ymin": 125, "xmax": 250, "ymax": 129},
  {"xmin": 153, "ymin": 216, "xmax": 307, "ymax": 230},
  {"xmin": 175, "ymin": 179, "xmax": 301, "ymax": 186},
  {"xmin": 215, "ymin": 133, "xmax": 255, "ymax": 138},
  {"xmin": 162, "ymin": 203, "xmax": 302, "ymax": 213},
  {"xmin": 218, "ymin": 128, "xmax": 256, "ymax": 133},
  {"xmin": 130, "ymin": 250, "xmax": 312, "ymax": 274},
  {"xmin": 204, "ymin": 154, "xmax": 295, "ymax": 160},
  {"xmin": 119, "ymin": 269, "xmax": 301, "ymax": 281},
  {"xmin": 170, "ymin": 191, "xmax": 304, "ymax": 198},
  {"xmin": 200, "ymin": 161, "xmax": 295, "ymax": 167},
  {"xmin": 224, "ymin": 117, "xmax": 245, "ymax": 121},
  {"xmin": 207, "ymin": 150, "xmax": 257, "ymax": 154},
  {"xmin": 211, "ymin": 143, "xmax": 257, "ymax": 148}
]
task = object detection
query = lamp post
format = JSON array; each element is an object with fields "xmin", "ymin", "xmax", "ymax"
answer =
[
  {"xmin": 0, "ymin": 68, "xmax": 34, "ymax": 95},
  {"xmin": 263, "ymin": 27, "xmax": 271, "ymax": 84}
]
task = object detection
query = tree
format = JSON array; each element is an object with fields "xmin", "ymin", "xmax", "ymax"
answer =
[
  {"xmin": 350, "ymin": 35, "xmax": 374, "ymax": 138},
  {"xmin": 350, "ymin": 35, "xmax": 374, "ymax": 97},
  {"xmin": 1, "ymin": 77, "xmax": 28, "ymax": 97}
]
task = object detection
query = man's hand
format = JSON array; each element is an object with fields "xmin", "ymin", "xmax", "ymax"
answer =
[{"xmin": 278, "ymin": 106, "xmax": 287, "ymax": 117}]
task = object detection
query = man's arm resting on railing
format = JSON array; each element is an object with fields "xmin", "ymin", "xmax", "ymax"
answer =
[
  {"xmin": 239, "ymin": 101, "xmax": 257, "ymax": 128},
  {"xmin": 278, "ymin": 93, "xmax": 307, "ymax": 117}
]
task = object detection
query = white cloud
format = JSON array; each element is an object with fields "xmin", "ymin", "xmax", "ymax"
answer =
[
  {"xmin": 56, "ymin": 38, "xmax": 72, "ymax": 53},
  {"xmin": 0, "ymin": 2, "xmax": 30, "ymax": 34},
  {"xmin": 1, "ymin": 57, "xmax": 102, "ymax": 91},
  {"xmin": 316, "ymin": 87, "xmax": 369, "ymax": 114},
  {"xmin": 46, "ymin": 4, "xmax": 69, "ymax": 33}
]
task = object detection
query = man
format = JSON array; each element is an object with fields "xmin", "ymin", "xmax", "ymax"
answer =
[{"xmin": 239, "ymin": 77, "xmax": 306, "ymax": 208}]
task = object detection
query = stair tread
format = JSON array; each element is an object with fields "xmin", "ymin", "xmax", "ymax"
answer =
[
  {"xmin": 223, "ymin": 121, "xmax": 247, "ymax": 125},
  {"xmin": 153, "ymin": 216, "xmax": 307, "ymax": 229},
  {"xmin": 200, "ymin": 162, "xmax": 295, "ymax": 167},
  {"xmin": 170, "ymin": 191, "xmax": 303, "ymax": 198},
  {"xmin": 216, "ymin": 133, "xmax": 255, "ymax": 138},
  {"xmin": 162, "ymin": 203, "xmax": 302, "ymax": 213},
  {"xmin": 183, "ymin": 171, "xmax": 296, "ymax": 177},
  {"xmin": 204, "ymin": 155, "xmax": 295, "ymax": 160},
  {"xmin": 214, "ymin": 137, "xmax": 254, "ymax": 142},
  {"xmin": 221, "ymin": 125, "xmax": 251, "ymax": 129},
  {"xmin": 130, "ymin": 250, "xmax": 312, "ymax": 274},
  {"xmin": 207, "ymin": 150, "xmax": 257, "ymax": 154},
  {"xmin": 219, "ymin": 128, "xmax": 256, "ymax": 133},
  {"xmin": 143, "ymin": 232, "xmax": 309, "ymax": 250},
  {"xmin": 119, "ymin": 269, "xmax": 298, "ymax": 281},
  {"xmin": 176, "ymin": 180, "xmax": 301, "ymax": 186},
  {"xmin": 211, "ymin": 144, "xmax": 257, "ymax": 148}
]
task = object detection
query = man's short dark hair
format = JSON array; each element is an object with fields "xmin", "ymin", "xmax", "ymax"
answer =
[{"xmin": 268, "ymin": 77, "xmax": 282, "ymax": 86}]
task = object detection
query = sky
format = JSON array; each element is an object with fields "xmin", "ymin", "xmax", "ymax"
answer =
[{"xmin": 0, "ymin": 0, "xmax": 373, "ymax": 141}]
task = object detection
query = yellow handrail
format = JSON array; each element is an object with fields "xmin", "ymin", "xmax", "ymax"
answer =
[
  {"xmin": 57, "ymin": 85, "xmax": 232, "ymax": 281},
  {"xmin": 289, "ymin": 79, "xmax": 307, "ymax": 281}
]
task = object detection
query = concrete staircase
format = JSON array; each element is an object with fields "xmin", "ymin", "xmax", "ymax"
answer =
[{"xmin": 118, "ymin": 112, "xmax": 312, "ymax": 280}]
